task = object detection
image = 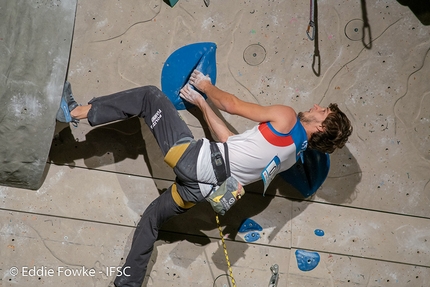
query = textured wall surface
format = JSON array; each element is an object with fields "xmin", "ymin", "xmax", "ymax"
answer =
[
  {"xmin": 1, "ymin": 1, "xmax": 430, "ymax": 286},
  {"xmin": 0, "ymin": 0, "xmax": 77, "ymax": 189}
]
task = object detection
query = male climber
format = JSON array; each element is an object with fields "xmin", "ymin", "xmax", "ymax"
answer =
[{"xmin": 56, "ymin": 69, "xmax": 352, "ymax": 286}]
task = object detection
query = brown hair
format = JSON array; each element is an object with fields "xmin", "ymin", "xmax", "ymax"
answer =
[{"xmin": 307, "ymin": 103, "xmax": 352, "ymax": 154}]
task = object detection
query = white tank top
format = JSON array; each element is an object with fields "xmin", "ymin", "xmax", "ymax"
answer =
[{"xmin": 226, "ymin": 118, "xmax": 308, "ymax": 192}]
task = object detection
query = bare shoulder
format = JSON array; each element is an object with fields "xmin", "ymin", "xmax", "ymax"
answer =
[{"xmin": 269, "ymin": 105, "xmax": 298, "ymax": 134}]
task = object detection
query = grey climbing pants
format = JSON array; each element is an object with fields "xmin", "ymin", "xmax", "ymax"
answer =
[{"xmin": 86, "ymin": 85, "xmax": 206, "ymax": 286}]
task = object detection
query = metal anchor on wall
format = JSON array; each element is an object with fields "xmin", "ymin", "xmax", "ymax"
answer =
[{"xmin": 268, "ymin": 264, "xmax": 279, "ymax": 287}]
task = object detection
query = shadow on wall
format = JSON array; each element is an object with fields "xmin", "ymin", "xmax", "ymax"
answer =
[
  {"xmin": 397, "ymin": 0, "xmax": 430, "ymax": 25},
  {"xmin": 316, "ymin": 145, "xmax": 362, "ymax": 204},
  {"xmin": 48, "ymin": 117, "xmax": 176, "ymax": 181}
]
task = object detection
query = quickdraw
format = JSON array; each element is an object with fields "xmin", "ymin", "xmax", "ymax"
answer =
[{"xmin": 306, "ymin": 0, "xmax": 316, "ymax": 41}]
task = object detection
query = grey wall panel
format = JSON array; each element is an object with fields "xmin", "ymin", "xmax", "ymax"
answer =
[{"xmin": 0, "ymin": 0, "xmax": 77, "ymax": 189}]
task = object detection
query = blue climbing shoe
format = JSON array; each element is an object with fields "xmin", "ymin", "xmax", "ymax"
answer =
[{"xmin": 56, "ymin": 81, "xmax": 79, "ymax": 126}]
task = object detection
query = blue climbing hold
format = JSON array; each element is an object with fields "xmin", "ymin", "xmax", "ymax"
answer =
[
  {"xmin": 314, "ymin": 229, "xmax": 325, "ymax": 237},
  {"xmin": 165, "ymin": 0, "xmax": 179, "ymax": 7},
  {"xmin": 280, "ymin": 149, "xmax": 330, "ymax": 198},
  {"xmin": 295, "ymin": 249, "xmax": 320, "ymax": 271},
  {"xmin": 161, "ymin": 42, "xmax": 217, "ymax": 110},
  {"xmin": 244, "ymin": 231, "xmax": 261, "ymax": 243},
  {"xmin": 238, "ymin": 218, "xmax": 263, "ymax": 233}
]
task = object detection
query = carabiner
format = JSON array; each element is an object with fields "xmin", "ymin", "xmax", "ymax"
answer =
[
  {"xmin": 306, "ymin": 0, "xmax": 315, "ymax": 41},
  {"xmin": 306, "ymin": 21, "xmax": 315, "ymax": 41}
]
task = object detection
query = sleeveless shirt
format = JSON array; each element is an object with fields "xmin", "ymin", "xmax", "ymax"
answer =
[{"xmin": 226, "ymin": 118, "xmax": 308, "ymax": 191}]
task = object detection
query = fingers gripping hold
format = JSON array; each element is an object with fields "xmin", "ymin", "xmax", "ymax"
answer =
[
  {"xmin": 179, "ymin": 70, "xmax": 211, "ymax": 105},
  {"xmin": 179, "ymin": 84, "xmax": 204, "ymax": 105},
  {"xmin": 189, "ymin": 70, "xmax": 211, "ymax": 91}
]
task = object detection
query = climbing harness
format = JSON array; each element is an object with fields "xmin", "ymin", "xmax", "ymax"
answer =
[
  {"xmin": 306, "ymin": 0, "xmax": 316, "ymax": 41},
  {"xmin": 207, "ymin": 143, "xmax": 245, "ymax": 215},
  {"xmin": 216, "ymin": 214, "xmax": 237, "ymax": 287}
]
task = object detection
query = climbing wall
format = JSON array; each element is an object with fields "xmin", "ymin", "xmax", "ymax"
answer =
[{"xmin": 1, "ymin": 0, "xmax": 430, "ymax": 286}]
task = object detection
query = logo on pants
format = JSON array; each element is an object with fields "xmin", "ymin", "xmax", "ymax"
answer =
[{"xmin": 150, "ymin": 109, "xmax": 162, "ymax": 129}]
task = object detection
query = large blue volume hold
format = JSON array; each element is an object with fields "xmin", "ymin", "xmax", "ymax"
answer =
[
  {"xmin": 161, "ymin": 42, "xmax": 217, "ymax": 110},
  {"xmin": 280, "ymin": 149, "xmax": 330, "ymax": 198}
]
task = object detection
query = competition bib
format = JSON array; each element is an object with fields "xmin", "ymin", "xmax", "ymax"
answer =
[{"xmin": 261, "ymin": 156, "xmax": 281, "ymax": 195}]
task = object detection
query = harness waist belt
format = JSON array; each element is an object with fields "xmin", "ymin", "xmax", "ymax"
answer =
[{"xmin": 209, "ymin": 142, "xmax": 230, "ymax": 185}]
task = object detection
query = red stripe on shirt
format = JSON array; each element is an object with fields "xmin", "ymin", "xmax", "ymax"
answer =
[{"xmin": 258, "ymin": 122, "xmax": 293, "ymax": 147}]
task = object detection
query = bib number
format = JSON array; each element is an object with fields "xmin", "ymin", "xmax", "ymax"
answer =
[{"xmin": 261, "ymin": 156, "xmax": 281, "ymax": 195}]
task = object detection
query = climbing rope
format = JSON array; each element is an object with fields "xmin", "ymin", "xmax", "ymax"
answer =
[{"xmin": 215, "ymin": 214, "xmax": 237, "ymax": 287}]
